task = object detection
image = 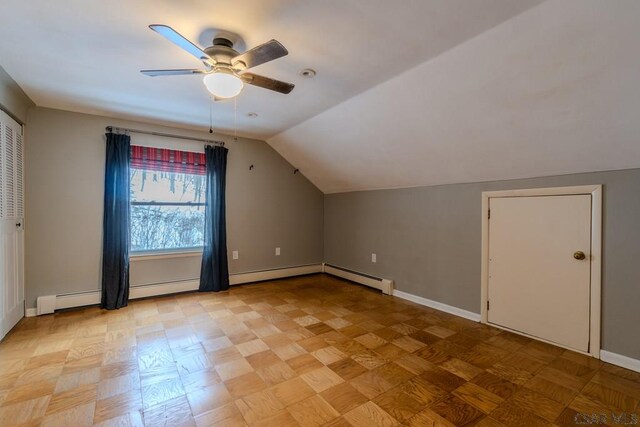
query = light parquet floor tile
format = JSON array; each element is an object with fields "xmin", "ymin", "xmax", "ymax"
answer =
[
  {"xmin": 0, "ymin": 274, "xmax": 637, "ymax": 426},
  {"xmin": 235, "ymin": 388, "xmax": 284, "ymax": 424},
  {"xmin": 41, "ymin": 401, "xmax": 95, "ymax": 427},
  {"xmin": 186, "ymin": 383, "xmax": 232, "ymax": 417},
  {"xmin": 321, "ymin": 382, "xmax": 369, "ymax": 415},
  {"xmin": 287, "ymin": 394, "xmax": 339, "ymax": 426}
]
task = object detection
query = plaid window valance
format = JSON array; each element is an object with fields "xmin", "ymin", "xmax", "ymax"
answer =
[{"xmin": 130, "ymin": 145, "xmax": 206, "ymax": 175}]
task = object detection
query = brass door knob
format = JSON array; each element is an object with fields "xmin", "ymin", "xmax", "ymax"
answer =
[{"xmin": 573, "ymin": 251, "xmax": 586, "ymax": 260}]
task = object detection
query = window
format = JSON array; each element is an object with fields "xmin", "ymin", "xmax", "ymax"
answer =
[{"xmin": 129, "ymin": 146, "xmax": 206, "ymax": 253}]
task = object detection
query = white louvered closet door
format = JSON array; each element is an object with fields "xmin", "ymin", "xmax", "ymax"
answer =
[{"xmin": 0, "ymin": 110, "xmax": 25, "ymax": 340}]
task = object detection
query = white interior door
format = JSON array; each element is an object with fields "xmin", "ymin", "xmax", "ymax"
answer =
[
  {"xmin": 487, "ymin": 195, "xmax": 592, "ymax": 352},
  {"xmin": 0, "ymin": 110, "xmax": 25, "ymax": 340}
]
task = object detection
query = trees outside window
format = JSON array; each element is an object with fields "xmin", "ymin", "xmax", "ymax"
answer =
[{"xmin": 130, "ymin": 168, "xmax": 205, "ymax": 252}]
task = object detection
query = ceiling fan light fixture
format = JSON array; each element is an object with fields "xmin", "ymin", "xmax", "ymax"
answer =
[{"xmin": 203, "ymin": 70, "xmax": 244, "ymax": 99}]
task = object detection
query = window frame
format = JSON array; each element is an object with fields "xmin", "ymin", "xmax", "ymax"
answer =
[{"xmin": 129, "ymin": 171, "xmax": 207, "ymax": 255}]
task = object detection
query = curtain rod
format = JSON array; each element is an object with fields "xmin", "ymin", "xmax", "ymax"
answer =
[{"xmin": 105, "ymin": 126, "xmax": 225, "ymax": 146}]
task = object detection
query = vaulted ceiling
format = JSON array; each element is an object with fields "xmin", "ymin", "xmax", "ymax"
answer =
[
  {"xmin": 2, "ymin": 0, "xmax": 639, "ymax": 193},
  {"xmin": 269, "ymin": 0, "xmax": 640, "ymax": 192}
]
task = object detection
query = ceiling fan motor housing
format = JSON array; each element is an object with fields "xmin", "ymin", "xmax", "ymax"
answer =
[
  {"xmin": 213, "ymin": 37, "xmax": 233, "ymax": 48},
  {"xmin": 204, "ymin": 39, "xmax": 245, "ymax": 71}
]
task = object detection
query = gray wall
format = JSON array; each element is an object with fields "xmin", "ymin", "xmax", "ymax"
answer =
[
  {"xmin": 0, "ymin": 64, "xmax": 34, "ymax": 123},
  {"xmin": 25, "ymin": 107, "xmax": 323, "ymax": 307},
  {"xmin": 325, "ymin": 169, "xmax": 640, "ymax": 359}
]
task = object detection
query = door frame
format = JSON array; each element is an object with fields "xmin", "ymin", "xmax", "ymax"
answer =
[{"xmin": 480, "ymin": 185, "xmax": 602, "ymax": 358}]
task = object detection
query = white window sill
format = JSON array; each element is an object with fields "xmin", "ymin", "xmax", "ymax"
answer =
[{"xmin": 130, "ymin": 250, "xmax": 203, "ymax": 261}]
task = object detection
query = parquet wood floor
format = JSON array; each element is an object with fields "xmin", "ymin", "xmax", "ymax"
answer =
[{"xmin": 0, "ymin": 274, "xmax": 638, "ymax": 426}]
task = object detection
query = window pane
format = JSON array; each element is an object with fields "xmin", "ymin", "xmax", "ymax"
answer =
[
  {"xmin": 131, "ymin": 205, "xmax": 205, "ymax": 252},
  {"xmin": 130, "ymin": 168, "xmax": 205, "ymax": 203},
  {"xmin": 129, "ymin": 168, "xmax": 206, "ymax": 252}
]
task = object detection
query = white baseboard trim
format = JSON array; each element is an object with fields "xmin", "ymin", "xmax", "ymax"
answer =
[
  {"xmin": 55, "ymin": 291, "xmax": 100, "ymax": 311},
  {"xmin": 130, "ymin": 280, "xmax": 199, "ymax": 300},
  {"xmin": 28, "ymin": 264, "xmax": 323, "ymax": 315},
  {"xmin": 229, "ymin": 264, "xmax": 322, "ymax": 285},
  {"xmin": 392, "ymin": 289, "xmax": 481, "ymax": 322},
  {"xmin": 323, "ymin": 264, "xmax": 394, "ymax": 295},
  {"xmin": 601, "ymin": 350, "xmax": 640, "ymax": 373}
]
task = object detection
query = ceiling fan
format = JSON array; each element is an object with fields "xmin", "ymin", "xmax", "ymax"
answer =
[{"xmin": 141, "ymin": 25, "xmax": 294, "ymax": 99}]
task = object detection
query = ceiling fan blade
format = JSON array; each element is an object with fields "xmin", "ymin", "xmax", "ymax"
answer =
[
  {"xmin": 232, "ymin": 40, "xmax": 288, "ymax": 70},
  {"xmin": 149, "ymin": 25, "xmax": 214, "ymax": 65},
  {"xmin": 141, "ymin": 69, "xmax": 205, "ymax": 77},
  {"xmin": 241, "ymin": 73, "xmax": 294, "ymax": 94}
]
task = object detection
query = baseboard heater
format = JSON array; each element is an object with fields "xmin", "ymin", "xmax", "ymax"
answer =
[
  {"xmin": 322, "ymin": 263, "xmax": 394, "ymax": 295},
  {"xmin": 31, "ymin": 264, "xmax": 323, "ymax": 316}
]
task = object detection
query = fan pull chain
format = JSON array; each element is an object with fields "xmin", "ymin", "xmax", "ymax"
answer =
[
  {"xmin": 233, "ymin": 97, "xmax": 238, "ymax": 142},
  {"xmin": 209, "ymin": 95, "xmax": 214, "ymax": 134}
]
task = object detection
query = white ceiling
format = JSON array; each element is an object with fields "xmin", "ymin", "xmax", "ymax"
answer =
[
  {"xmin": 0, "ymin": 0, "xmax": 542, "ymax": 140},
  {"xmin": 269, "ymin": 0, "xmax": 640, "ymax": 192},
  {"xmin": 4, "ymin": 0, "xmax": 638, "ymax": 194}
]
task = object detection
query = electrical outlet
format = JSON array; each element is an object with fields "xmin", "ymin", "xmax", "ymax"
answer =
[
  {"xmin": 232, "ymin": 250, "xmax": 239, "ymax": 260},
  {"xmin": 275, "ymin": 247, "xmax": 281, "ymax": 256},
  {"xmin": 371, "ymin": 253, "xmax": 377, "ymax": 263}
]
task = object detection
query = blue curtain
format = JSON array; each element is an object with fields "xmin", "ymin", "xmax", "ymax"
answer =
[
  {"xmin": 101, "ymin": 132, "xmax": 131, "ymax": 309},
  {"xmin": 199, "ymin": 145, "xmax": 230, "ymax": 292}
]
